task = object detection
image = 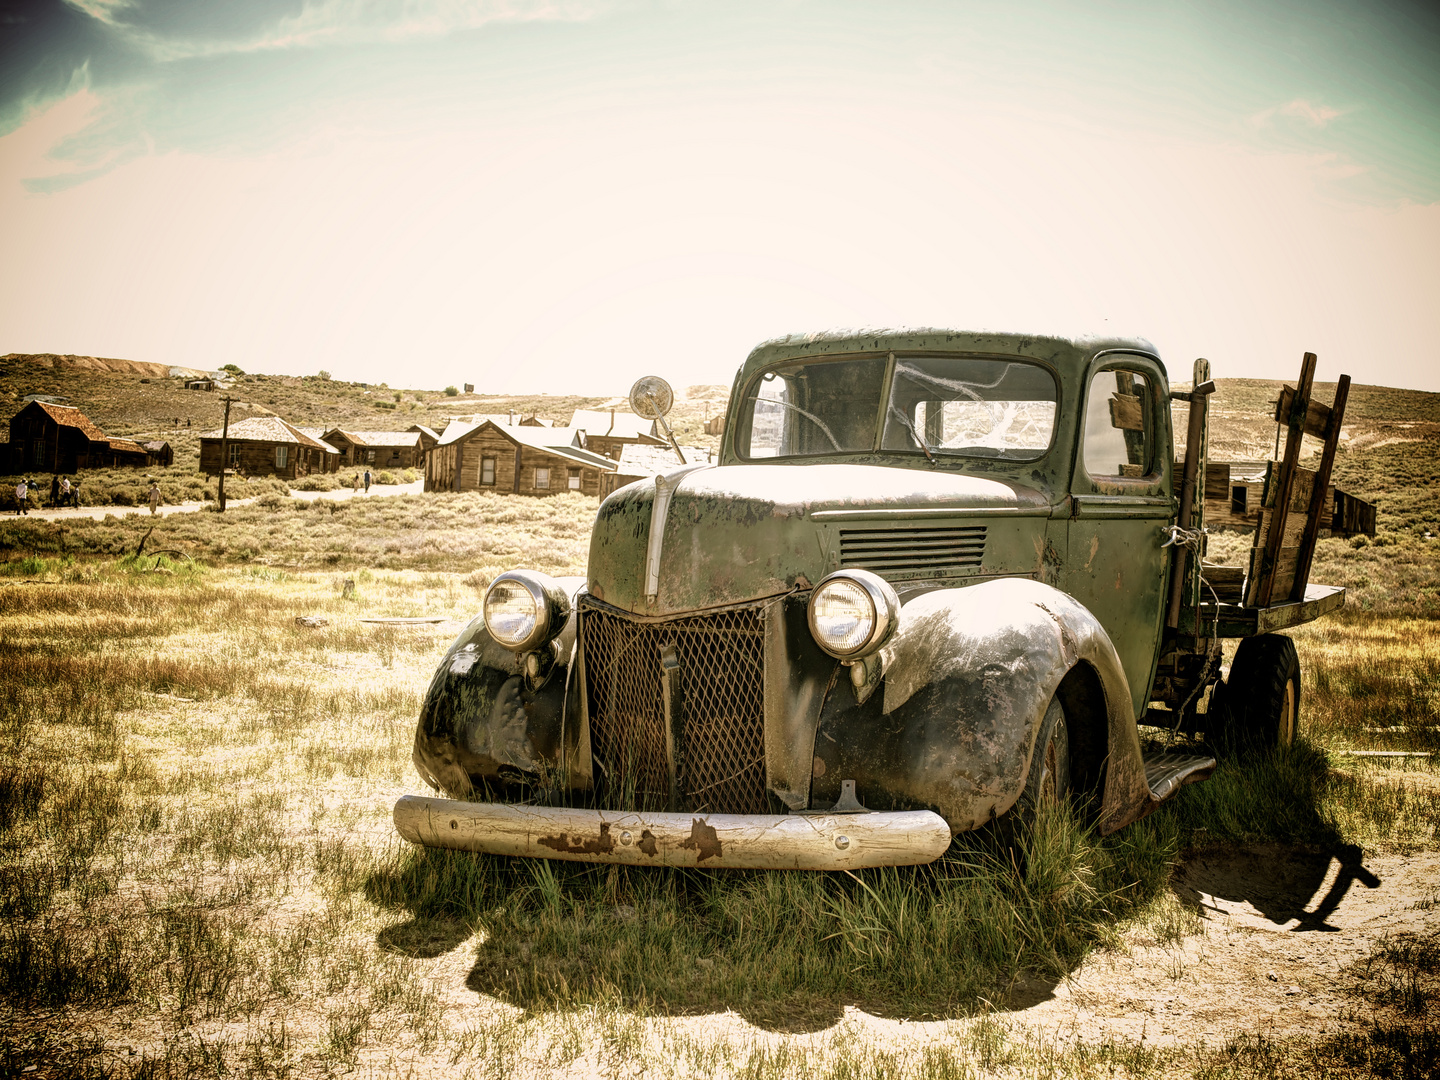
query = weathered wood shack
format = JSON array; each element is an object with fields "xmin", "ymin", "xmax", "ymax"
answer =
[
  {"xmin": 568, "ymin": 409, "xmax": 667, "ymax": 461},
  {"xmin": 320, "ymin": 428, "xmax": 430, "ymax": 470},
  {"xmin": 2, "ymin": 401, "xmax": 149, "ymax": 472},
  {"xmin": 426, "ymin": 420, "xmax": 615, "ymax": 496},
  {"xmin": 142, "ymin": 440, "xmax": 174, "ymax": 468},
  {"xmin": 1196, "ymin": 461, "xmax": 1376, "ymax": 538},
  {"xmin": 599, "ymin": 443, "xmax": 713, "ymax": 498},
  {"xmin": 199, "ymin": 417, "xmax": 339, "ymax": 479}
]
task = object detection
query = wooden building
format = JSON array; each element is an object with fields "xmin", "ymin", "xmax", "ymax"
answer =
[
  {"xmin": 426, "ymin": 420, "xmax": 615, "ymax": 496},
  {"xmin": 320, "ymin": 428, "xmax": 431, "ymax": 470},
  {"xmin": 2, "ymin": 401, "xmax": 149, "ymax": 473},
  {"xmin": 199, "ymin": 417, "xmax": 339, "ymax": 479},
  {"xmin": 1198, "ymin": 461, "xmax": 1376, "ymax": 538},
  {"xmin": 142, "ymin": 440, "xmax": 174, "ymax": 468},
  {"xmin": 599, "ymin": 443, "xmax": 712, "ymax": 498},
  {"xmin": 568, "ymin": 409, "xmax": 667, "ymax": 461}
]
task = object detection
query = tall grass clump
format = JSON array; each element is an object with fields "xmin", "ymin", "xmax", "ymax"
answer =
[{"xmin": 364, "ymin": 802, "xmax": 1181, "ymax": 1018}]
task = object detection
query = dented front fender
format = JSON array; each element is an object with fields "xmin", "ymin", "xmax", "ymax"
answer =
[{"xmin": 810, "ymin": 578, "xmax": 1150, "ymax": 833}]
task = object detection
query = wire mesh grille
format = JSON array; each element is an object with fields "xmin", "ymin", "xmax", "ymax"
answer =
[{"xmin": 580, "ymin": 603, "xmax": 768, "ymax": 814}]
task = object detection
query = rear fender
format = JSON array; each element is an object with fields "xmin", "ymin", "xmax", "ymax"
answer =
[
  {"xmin": 411, "ymin": 577, "xmax": 585, "ymax": 798},
  {"xmin": 809, "ymin": 578, "xmax": 1150, "ymax": 833}
]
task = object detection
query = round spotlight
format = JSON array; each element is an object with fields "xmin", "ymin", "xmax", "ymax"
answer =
[
  {"xmin": 807, "ymin": 570, "xmax": 899, "ymax": 660},
  {"xmin": 483, "ymin": 571, "xmax": 571, "ymax": 652}
]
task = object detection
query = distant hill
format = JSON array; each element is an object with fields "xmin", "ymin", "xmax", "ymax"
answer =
[{"xmin": 0, "ymin": 353, "xmax": 729, "ymax": 464}]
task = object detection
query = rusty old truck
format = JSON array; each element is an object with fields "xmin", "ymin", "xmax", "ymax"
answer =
[{"xmin": 395, "ymin": 329, "xmax": 1368, "ymax": 870}]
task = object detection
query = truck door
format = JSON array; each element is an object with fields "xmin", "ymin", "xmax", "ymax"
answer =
[{"xmin": 1066, "ymin": 357, "xmax": 1174, "ymax": 720}]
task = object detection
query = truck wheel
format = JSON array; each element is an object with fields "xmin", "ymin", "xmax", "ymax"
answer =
[
  {"xmin": 1217, "ymin": 634, "xmax": 1301, "ymax": 754},
  {"xmin": 1018, "ymin": 697, "xmax": 1070, "ymax": 812}
]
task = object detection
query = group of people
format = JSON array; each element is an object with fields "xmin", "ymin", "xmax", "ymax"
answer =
[
  {"xmin": 11, "ymin": 475, "xmax": 164, "ymax": 514},
  {"xmin": 352, "ymin": 469, "xmax": 372, "ymax": 494},
  {"xmin": 13, "ymin": 475, "xmax": 80, "ymax": 514}
]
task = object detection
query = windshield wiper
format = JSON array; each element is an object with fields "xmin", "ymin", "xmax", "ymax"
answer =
[{"xmin": 888, "ymin": 405, "xmax": 937, "ymax": 464}]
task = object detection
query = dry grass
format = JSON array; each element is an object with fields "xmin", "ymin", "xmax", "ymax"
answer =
[{"xmin": 0, "ymin": 556, "xmax": 1436, "ymax": 1077}]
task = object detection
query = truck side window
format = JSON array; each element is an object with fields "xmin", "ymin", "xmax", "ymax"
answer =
[{"xmin": 1082, "ymin": 369, "xmax": 1152, "ymax": 479}]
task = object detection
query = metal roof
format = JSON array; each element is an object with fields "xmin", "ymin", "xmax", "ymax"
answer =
[{"xmin": 199, "ymin": 416, "xmax": 332, "ymax": 449}]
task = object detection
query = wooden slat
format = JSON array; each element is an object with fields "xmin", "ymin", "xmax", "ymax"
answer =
[
  {"xmin": 1254, "ymin": 352, "xmax": 1317, "ymax": 607},
  {"xmin": 1204, "ymin": 462, "xmax": 1230, "ymax": 502},
  {"xmin": 1110, "ymin": 393, "xmax": 1144, "ymax": 431},
  {"xmin": 1274, "ymin": 386, "xmax": 1335, "ymax": 440},
  {"xmin": 1291, "ymin": 374, "xmax": 1351, "ymax": 600}
]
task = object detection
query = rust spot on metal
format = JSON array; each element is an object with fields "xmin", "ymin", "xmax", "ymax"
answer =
[
  {"xmin": 538, "ymin": 823, "xmax": 616, "ymax": 855},
  {"xmin": 678, "ymin": 818, "xmax": 723, "ymax": 862},
  {"xmin": 638, "ymin": 829, "xmax": 659, "ymax": 857},
  {"xmin": 812, "ymin": 755, "xmax": 827, "ymax": 777}
]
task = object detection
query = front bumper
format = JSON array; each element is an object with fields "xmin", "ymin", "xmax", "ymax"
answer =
[{"xmin": 393, "ymin": 796, "xmax": 952, "ymax": 870}]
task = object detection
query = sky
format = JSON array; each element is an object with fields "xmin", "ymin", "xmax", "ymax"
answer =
[{"xmin": 1, "ymin": 0, "xmax": 1437, "ymax": 394}]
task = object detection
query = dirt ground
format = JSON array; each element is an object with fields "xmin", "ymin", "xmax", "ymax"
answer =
[
  {"xmin": 1003, "ymin": 846, "xmax": 1438, "ymax": 1047},
  {"xmin": 309, "ymin": 845, "xmax": 1440, "ymax": 1075}
]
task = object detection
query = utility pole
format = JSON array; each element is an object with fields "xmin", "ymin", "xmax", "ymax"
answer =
[{"xmin": 217, "ymin": 396, "xmax": 233, "ymax": 512}]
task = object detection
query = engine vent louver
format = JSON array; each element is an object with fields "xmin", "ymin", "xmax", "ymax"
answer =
[{"xmin": 839, "ymin": 524, "xmax": 987, "ymax": 579}]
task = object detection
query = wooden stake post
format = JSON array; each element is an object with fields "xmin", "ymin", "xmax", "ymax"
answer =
[{"xmin": 1246, "ymin": 354, "xmax": 1352, "ymax": 607}]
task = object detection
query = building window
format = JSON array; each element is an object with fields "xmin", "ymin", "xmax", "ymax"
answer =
[
  {"xmin": 534, "ymin": 467, "xmax": 550, "ymax": 490},
  {"xmin": 568, "ymin": 469, "xmax": 581, "ymax": 490},
  {"xmin": 31, "ymin": 441, "xmax": 46, "ymax": 468},
  {"xmin": 228, "ymin": 442, "xmax": 242, "ymax": 467},
  {"xmin": 366, "ymin": 449, "xmax": 376, "ymax": 464},
  {"xmin": 275, "ymin": 445, "xmax": 289, "ymax": 469},
  {"xmin": 481, "ymin": 457, "xmax": 496, "ymax": 485}
]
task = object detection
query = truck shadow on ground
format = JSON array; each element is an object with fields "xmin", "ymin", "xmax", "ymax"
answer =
[{"xmin": 1171, "ymin": 842, "xmax": 1381, "ymax": 931}]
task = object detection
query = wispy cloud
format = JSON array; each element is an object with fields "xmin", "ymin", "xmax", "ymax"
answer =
[
  {"xmin": 61, "ymin": 0, "xmax": 137, "ymax": 27},
  {"xmin": 1251, "ymin": 98, "xmax": 1347, "ymax": 128},
  {"xmin": 79, "ymin": 0, "xmax": 611, "ymax": 61}
]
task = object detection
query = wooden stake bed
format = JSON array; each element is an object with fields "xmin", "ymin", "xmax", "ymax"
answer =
[{"xmin": 1177, "ymin": 582, "xmax": 1346, "ymax": 639}]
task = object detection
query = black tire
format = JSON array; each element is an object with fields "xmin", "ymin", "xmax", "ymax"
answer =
[
  {"xmin": 1017, "ymin": 696, "xmax": 1071, "ymax": 812},
  {"xmin": 1216, "ymin": 633, "xmax": 1301, "ymax": 754}
]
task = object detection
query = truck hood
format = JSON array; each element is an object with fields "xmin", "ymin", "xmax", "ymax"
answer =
[{"xmin": 586, "ymin": 463, "xmax": 1051, "ymax": 615}]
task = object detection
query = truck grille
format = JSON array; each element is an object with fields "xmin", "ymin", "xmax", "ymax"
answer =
[
  {"xmin": 579, "ymin": 603, "xmax": 768, "ymax": 814},
  {"xmin": 839, "ymin": 524, "xmax": 987, "ymax": 579}
]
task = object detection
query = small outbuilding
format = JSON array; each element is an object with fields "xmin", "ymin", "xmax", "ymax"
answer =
[
  {"xmin": 599, "ymin": 443, "xmax": 712, "ymax": 498},
  {"xmin": 199, "ymin": 417, "xmax": 339, "ymax": 479},
  {"xmin": 426, "ymin": 419, "xmax": 615, "ymax": 496},
  {"xmin": 142, "ymin": 440, "xmax": 174, "ymax": 468},
  {"xmin": 185, "ymin": 378, "xmax": 216, "ymax": 392},
  {"xmin": 321, "ymin": 428, "xmax": 429, "ymax": 470}
]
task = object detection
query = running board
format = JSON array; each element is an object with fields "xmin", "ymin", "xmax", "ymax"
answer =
[{"xmin": 1143, "ymin": 752, "xmax": 1216, "ymax": 803}]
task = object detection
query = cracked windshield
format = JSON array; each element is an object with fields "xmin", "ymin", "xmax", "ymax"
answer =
[{"xmin": 742, "ymin": 355, "xmax": 1057, "ymax": 460}]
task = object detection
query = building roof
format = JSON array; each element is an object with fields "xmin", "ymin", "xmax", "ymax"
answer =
[
  {"xmin": 142, "ymin": 440, "xmax": 170, "ymax": 453},
  {"xmin": 105, "ymin": 437, "xmax": 147, "ymax": 455},
  {"xmin": 322, "ymin": 428, "xmax": 422, "ymax": 448},
  {"xmin": 440, "ymin": 420, "xmax": 616, "ymax": 471},
  {"xmin": 199, "ymin": 416, "xmax": 331, "ymax": 450},
  {"xmin": 611, "ymin": 443, "xmax": 713, "ymax": 478},
  {"xmin": 25, "ymin": 401, "xmax": 108, "ymax": 441},
  {"xmin": 408, "ymin": 424, "xmax": 441, "ymax": 442},
  {"xmin": 569, "ymin": 409, "xmax": 661, "ymax": 441}
]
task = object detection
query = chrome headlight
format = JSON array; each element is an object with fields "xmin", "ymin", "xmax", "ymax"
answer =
[
  {"xmin": 483, "ymin": 571, "xmax": 571, "ymax": 652},
  {"xmin": 807, "ymin": 569, "xmax": 899, "ymax": 660}
]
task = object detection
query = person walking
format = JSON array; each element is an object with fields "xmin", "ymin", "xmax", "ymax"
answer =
[
  {"xmin": 60, "ymin": 476, "xmax": 72, "ymax": 507},
  {"xmin": 148, "ymin": 480, "xmax": 162, "ymax": 516},
  {"xmin": 49, "ymin": 475, "xmax": 60, "ymax": 508},
  {"xmin": 363, "ymin": 468, "xmax": 372, "ymax": 494},
  {"xmin": 14, "ymin": 478, "xmax": 29, "ymax": 515},
  {"xmin": 352, "ymin": 473, "xmax": 360, "ymax": 493}
]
